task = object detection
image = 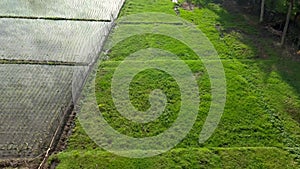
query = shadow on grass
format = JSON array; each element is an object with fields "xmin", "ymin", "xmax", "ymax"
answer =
[{"xmin": 208, "ymin": 2, "xmax": 300, "ymax": 124}]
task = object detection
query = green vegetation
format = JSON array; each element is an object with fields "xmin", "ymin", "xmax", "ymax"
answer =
[
  {"xmin": 50, "ymin": 0, "xmax": 300, "ymax": 168},
  {"xmin": 52, "ymin": 148, "xmax": 296, "ymax": 169}
]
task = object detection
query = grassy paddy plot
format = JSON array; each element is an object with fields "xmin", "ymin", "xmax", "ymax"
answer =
[{"xmin": 51, "ymin": 0, "xmax": 300, "ymax": 168}]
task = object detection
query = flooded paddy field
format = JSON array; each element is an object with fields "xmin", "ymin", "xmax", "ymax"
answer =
[{"xmin": 0, "ymin": 0, "xmax": 125, "ymax": 158}]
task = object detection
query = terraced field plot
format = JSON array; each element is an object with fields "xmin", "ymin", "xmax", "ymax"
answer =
[
  {"xmin": 0, "ymin": 0, "xmax": 123, "ymax": 20},
  {"xmin": 0, "ymin": 0, "xmax": 125, "ymax": 158},
  {"xmin": 51, "ymin": 0, "xmax": 300, "ymax": 168},
  {"xmin": 0, "ymin": 19, "xmax": 110, "ymax": 63},
  {"xmin": 0, "ymin": 64, "xmax": 73, "ymax": 158}
]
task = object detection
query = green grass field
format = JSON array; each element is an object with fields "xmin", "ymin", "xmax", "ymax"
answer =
[{"xmin": 49, "ymin": 0, "xmax": 300, "ymax": 168}]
